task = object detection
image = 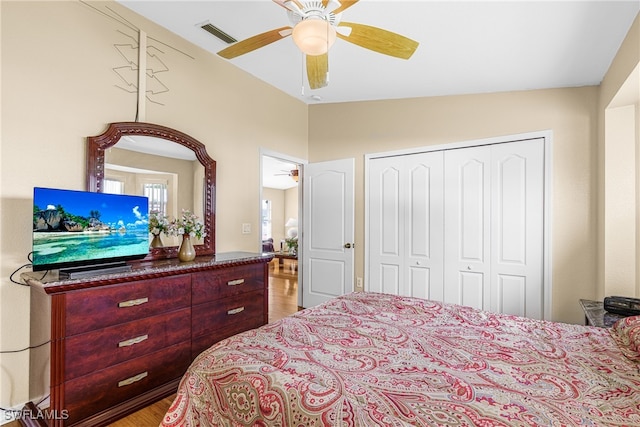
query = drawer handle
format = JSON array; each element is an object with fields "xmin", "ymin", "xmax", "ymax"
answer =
[
  {"xmin": 118, "ymin": 334, "xmax": 148, "ymax": 348},
  {"xmin": 118, "ymin": 371, "xmax": 148, "ymax": 387},
  {"xmin": 118, "ymin": 297, "xmax": 149, "ymax": 308},
  {"xmin": 227, "ymin": 279, "xmax": 245, "ymax": 286},
  {"xmin": 227, "ymin": 306, "xmax": 245, "ymax": 315}
]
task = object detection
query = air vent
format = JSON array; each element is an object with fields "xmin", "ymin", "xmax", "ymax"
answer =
[{"xmin": 200, "ymin": 23, "xmax": 237, "ymax": 44}]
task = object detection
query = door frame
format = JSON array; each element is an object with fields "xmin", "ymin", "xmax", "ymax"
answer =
[
  {"xmin": 260, "ymin": 148, "xmax": 307, "ymax": 307},
  {"xmin": 364, "ymin": 130, "xmax": 553, "ymax": 320}
]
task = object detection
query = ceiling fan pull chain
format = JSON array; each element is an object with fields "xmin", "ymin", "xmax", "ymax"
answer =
[
  {"xmin": 326, "ymin": 20, "xmax": 330, "ymax": 85},
  {"xmin": 301, "ymin": 52, "xmax": 305, "ymax": 97}
]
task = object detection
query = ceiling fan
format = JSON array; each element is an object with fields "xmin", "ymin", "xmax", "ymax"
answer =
[
  {"xmin": 275, "ymin": 169, "xmax": 300, "ymax": 182},
  {"xmin": 217, "ymin": 0, "xmax": 419, "ymax": 90}
]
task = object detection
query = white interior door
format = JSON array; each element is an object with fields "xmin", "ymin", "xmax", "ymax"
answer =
[{"xmin": 302, "ymin": 158, "xmax": 355, "ymax": 308}]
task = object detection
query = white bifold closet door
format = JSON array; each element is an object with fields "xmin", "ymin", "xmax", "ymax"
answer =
[
  {"xmin": 368, "ymin": 151, "xmax": 444, "ymax": 300},
  {"xmin": 368, "ymin": 139, "xmax": 544, "ymax": 318},
  {"xmin": 444, "ymin": 140, "xmax": 544, "ymax": 317}
]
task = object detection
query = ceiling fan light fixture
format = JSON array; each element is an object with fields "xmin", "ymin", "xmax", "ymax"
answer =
[{"xmin": 292, "ymin": 17, "xmax": 336, "ymax": 56}]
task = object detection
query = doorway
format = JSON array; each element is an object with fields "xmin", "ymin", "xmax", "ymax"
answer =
[{"xmin": 260, "ymin": 151, "xmax": 304, "ymax": 308}]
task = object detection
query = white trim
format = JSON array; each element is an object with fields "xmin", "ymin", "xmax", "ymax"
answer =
[
  {"xmin": 542, "ymin": 130, "xmax": 553, "ymax": 321},
  {"xmin": 365, "ymin": 131, "xmax": 551, "ymax": 160},
  {"xmin": 259, "ymin": 148, "xmax": 307, "ymax": 308},
  {"xmin": 364, "ymin": 130, "xmax": 553, "ymax": 320}
]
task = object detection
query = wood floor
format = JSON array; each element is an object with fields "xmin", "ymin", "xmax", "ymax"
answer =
[{"xmin": 108, "ymin": 259, "xmax": 299, "ymax": 426}]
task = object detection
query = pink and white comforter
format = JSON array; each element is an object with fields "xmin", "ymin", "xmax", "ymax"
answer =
[{"xmin": 162, "ymin": 292, "xmax": 640, "ymax": 426}]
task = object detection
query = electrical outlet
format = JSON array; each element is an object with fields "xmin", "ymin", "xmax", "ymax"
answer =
[
  {"xmin": 242, "ymin": 223, "xmax": 251, "ymax": 234},
  {"xmin": 356, "ymin": 277, "xmax": 363, "ymax": 291}
]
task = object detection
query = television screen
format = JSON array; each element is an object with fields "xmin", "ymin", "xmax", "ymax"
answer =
[{"xmin": 32, "ymin": 187, "xmax": 149, "ymax": 273}]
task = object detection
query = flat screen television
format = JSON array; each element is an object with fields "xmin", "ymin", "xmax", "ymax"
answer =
[{"xmin": 32, "ymin": 187, "xmax": 149, "ymax": 278}]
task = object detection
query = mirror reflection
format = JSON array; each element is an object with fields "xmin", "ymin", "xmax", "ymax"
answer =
[
  {"xmin": 104, "ymin": 135, "xmax": 205, "ymax": 248},
  {"xmin": 86, "ymin": 122, "xmax": 216, "ymax": 260}
]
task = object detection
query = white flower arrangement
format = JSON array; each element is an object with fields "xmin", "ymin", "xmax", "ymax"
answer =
[
  {"xmin": 148, "ymin": 212, "xmax": 171, "ymax": 236},
  {"xmin": 168, "ymin": 209, "xmax": 206, "ymax": 239}
]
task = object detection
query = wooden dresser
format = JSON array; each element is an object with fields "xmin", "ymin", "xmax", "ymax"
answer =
[{"xmin": 24, "ymin": 252, "xmax": 272, "ymax": 427}]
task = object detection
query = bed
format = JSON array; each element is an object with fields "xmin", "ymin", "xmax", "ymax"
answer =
[{"xmin": 161, "ymin": 292, "xmax": 640, "ymax": 426}]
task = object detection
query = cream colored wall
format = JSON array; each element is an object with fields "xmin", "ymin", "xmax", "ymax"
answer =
[
  {"xmin": 604, "ymin": 105, "xmax": 637, "ymax": 296},
  {"xmin": 598, "ymin": 13, "xmax": 640, "ymax": 300},
  {"xmin": 309, "ymin": 86, "xmax": 599, "ymax": 325},
  {"xmin": 0, "ymin": 0, "xmax": 307, "ymax": 412}
]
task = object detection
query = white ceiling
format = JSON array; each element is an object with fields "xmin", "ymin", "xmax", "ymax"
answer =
[{"xmin": 118, "ymin": 0, "xmax": 638, "ymax": 105}]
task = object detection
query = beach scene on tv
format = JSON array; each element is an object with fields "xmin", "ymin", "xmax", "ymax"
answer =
[{"xmin": 32, "ymin": 188, "xmax": 150, "ymax": 268}]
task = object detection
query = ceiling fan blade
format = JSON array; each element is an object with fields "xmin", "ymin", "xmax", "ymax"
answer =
[
  {"xmin": 306, "ymin": 54, "xmax": 328, "ymax": 89},
  {"xmin": 273, "ymin": 0, "xmax": 304, "ymax": 15},
  {"xmin": 218, "ymin": 26, "xmax": 292, "ymax": 59},
  {"xmin": 322, "ymin": 0, "xmax": 341, "ymax": 14},
  {"xmin": 332, "ymin": 0, "xmax": 359, "ymax": 15},
  {"xmin": 337, "ymin": 22, "xmax": 419, "ymax": 59}
]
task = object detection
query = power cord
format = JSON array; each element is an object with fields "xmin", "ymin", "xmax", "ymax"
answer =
[
  {"xmin": 2, "ymin": 252, "xmax": 51, "ymax": 353},
  {"xmin": 0, "ymin": 340, "xmax": 50, "ymax": 354},
  {"xmin": 0, "ymin": 394, "xmax": 50, "ymax": 417},
  {"xmin": 9, "ymin": 252, "xmax": 47, "ymax": 286}
]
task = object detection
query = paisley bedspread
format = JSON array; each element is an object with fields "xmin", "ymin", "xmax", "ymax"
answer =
[{"xmin": 161, "ymin": 292, "xmax": 640, "ymax": 426}]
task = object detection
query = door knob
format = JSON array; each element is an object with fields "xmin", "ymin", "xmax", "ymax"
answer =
[{"xmin": 344, "ymin": 243, "xmax": 353, "ymax": 249}]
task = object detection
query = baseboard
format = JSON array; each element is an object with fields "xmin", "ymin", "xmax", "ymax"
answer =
[{"xmin": 18, "ymin": 402, "xmax": 48, "ymax": 427}]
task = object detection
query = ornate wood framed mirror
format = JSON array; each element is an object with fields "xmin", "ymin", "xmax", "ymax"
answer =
[{"xmin": 87, "ymin": 122, "xmax": 216, "ymax": 259}]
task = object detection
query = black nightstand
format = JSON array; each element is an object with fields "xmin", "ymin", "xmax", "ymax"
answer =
[{"xmin": 579, "ymin": 299, "xmax": 626, "ymax": 328}]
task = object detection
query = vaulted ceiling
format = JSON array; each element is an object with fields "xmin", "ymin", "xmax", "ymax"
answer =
[{"xmin": 118, "ymin": 0, "xmax": 639, "ymax": 105}]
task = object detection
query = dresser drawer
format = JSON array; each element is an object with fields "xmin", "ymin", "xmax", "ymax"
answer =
[
  {"xmin": 65, "ymin": 274, "xmax": 191, "ymax": 336},
  {"xmin": 191, "ymin": 291, "xmax": 264, "ymax": 356},
  {"xmin": 192, "ymin": 315, "xmax": 265, "ymax": 358},
  {"xmin": 192, "ymin": 265, "xmax": 263, "ymax": 305},
  {"xmin": 64, "ymin": 308, "xmax": 190, "ymax": 381},
  {"xmin": 63, "ymin": 341, "xmax": 190, "ymax": 425}
]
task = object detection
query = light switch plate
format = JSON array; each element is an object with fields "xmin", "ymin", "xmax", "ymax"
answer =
[{"xmin": 242, "ymin": 223, "xmax": 251, "ymax": 234}]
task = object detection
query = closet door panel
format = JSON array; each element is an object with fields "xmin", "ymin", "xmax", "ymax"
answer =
[
  {"xmin": 407, "ymin": 266, "xmax": 431, "ymax": 300},
  {"xmin": 444, "ymin": 147, "xmax": 491, "ymax": 308},
  {"xmin": 380, "ymin": 263, "xmax": 401, "ymax": 295},
  {"xmin": 404, "ymin": 152, "xmax": 444, "ymax": 300},
  {"xmin": 490, "ymin": 139, "xmax": 544, "ymax": 318},
  {"xmin": 369, "ymin": 159, "xmax": 403, "ymax": 293},
  {"xmin": 497, "ymin": 274, "xmax": 526, "ymax": 315},
  {"xmin": 460, "ymin": 271, "xmax": 485, "ymax": 309}
]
